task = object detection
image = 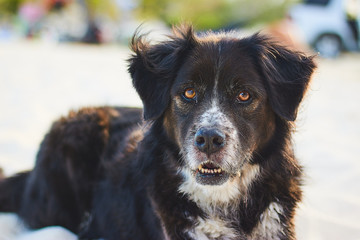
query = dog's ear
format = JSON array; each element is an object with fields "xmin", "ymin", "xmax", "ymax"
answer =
[
  {"xmin": 128, "ymin": 25, "xmax": 196, "ymax": 121},
  {"xmin": 252, "ymin": 35, "xmax": 316, "ymax": 121}
]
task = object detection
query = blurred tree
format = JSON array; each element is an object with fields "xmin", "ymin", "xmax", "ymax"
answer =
[
  {"xmin": 0, "ymin": 0, "xmax": 26, "ymax": 15},
  {"xmin": 0, "ymin": 0, "xmax": 119, "ymax": 18},
  {"xmin": 85, "ymin": 0, "xmax": 119, "ymax": 19},
  {"xmin": 135, "ymin": 0, "xmax": 299, "ymax": 30},
  {"xmin": 76, "ymin": 0, "xmax": 121, "ymax": 43}
]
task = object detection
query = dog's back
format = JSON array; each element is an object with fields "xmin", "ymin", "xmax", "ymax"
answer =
[{"xmin": 0, "ymin": 107, "xmax": 143, "ymax": 233}]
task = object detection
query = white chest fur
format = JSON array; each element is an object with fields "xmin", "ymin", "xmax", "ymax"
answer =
[
  {"xmin": 187, "ymin": 202, "xmax": 285, "ymax": 240},
  {"xmin": 250, "ymin": 202, "xmax": 285, "ymax": 240},
  {"xmin": 189, "ymin": 217, "xmax": 238, "ymax": 240}
]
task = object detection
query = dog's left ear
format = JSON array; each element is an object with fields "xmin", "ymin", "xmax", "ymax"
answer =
[
  {"xmin": 128, "ymin": 25, "xmax": 196, "ymax": 121},
  {"xmin": 253, "ymin": 35, "xmax": 316, "ymax": 121}
]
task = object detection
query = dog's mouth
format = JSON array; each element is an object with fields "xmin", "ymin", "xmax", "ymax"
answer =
[{"xmin": 194, "ymin": 161, "xmax": 229, "ymax": 185}]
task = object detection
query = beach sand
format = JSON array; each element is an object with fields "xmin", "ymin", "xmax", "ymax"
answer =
[{"xmin": 0, "ymin": 41, "xmax": 359, "ymax": 239}]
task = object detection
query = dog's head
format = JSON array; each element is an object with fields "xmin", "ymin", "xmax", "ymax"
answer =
[{"xmin": 129, "ymin": 25, "xmax": 315, "ymax": 187}]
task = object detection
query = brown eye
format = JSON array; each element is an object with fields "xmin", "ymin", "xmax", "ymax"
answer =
[
  {"xmin": 184, "ymin": 88, "xmax": 196, "ymax": 100},
  {"xmin": 237, "ymin": 91, "xmax": 251, "ymax": 102}
]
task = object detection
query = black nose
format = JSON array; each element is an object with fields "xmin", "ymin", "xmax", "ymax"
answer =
[{"xmin": 194, "ymin": 128, "xmax": 225, "ymax": 155}]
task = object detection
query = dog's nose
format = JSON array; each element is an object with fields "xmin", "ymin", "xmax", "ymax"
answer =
[{"xmin": 194, "ymin": 128, "xmax": 225, "ymax": 154}]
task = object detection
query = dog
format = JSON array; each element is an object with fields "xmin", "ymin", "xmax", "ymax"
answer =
[{"xmin": 0, "ymin": 25, "xmax": 316, "ymax": 240}]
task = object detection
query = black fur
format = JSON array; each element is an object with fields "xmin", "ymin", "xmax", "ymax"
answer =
[{"xmin": 0, "ymin": 25, "xmax": 315, "ymax": 240}]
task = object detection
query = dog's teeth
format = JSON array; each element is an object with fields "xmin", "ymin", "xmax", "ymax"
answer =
[{"xmin": 197, "ymin": 162, "xmax": 224, "ymax": 175}]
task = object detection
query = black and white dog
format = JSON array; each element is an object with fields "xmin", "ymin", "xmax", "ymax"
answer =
[{"xmin": 0, "ymin": 25, "xmax": 315, "ymax": 239}]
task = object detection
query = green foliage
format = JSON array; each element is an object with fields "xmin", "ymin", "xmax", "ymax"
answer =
[
  {"xmin": 136, "ymin": 0, "xmax": 298, "ymax": 30},
  {"xmin": 0, "ymin": 0, "xmax": 120, "ymax": 19},
  {"xmin": 86, "ymin": 0, "xmax": 120, "ymax": 19},
  {"xmin": 230, "ymin": 0, "xmax": 298, "ymax": 26},
  {"xmin": 0, "ymin": 0, "xmax": 25, "ymax": 15}
]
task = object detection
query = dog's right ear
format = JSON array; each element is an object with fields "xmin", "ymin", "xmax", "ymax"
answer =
[
  {"xmin": 249, "ymin": 34, "xmax": 316, "ymax": 121},
  {"xmin": 128, "ymin": 25, "xmax": 197, "ymax": 121}
]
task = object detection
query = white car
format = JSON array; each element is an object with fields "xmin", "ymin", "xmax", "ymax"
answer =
[{"xmin": 290, "ymin": 0, "xmax": 359, "ymax": 57}]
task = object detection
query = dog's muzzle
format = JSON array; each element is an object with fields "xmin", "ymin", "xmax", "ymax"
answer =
[{"xmin": 193, "ymin": 127, "xmax": 230, "ymax": 185}]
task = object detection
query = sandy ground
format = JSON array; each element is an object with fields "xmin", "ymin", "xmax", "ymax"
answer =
[{"xmin": 0, "ymin": 40, "xmax": 359, "ymax": 239}]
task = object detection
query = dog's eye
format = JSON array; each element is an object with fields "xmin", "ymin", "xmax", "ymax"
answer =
[
  {"xmin": 183, "ymin": 88, "xmax": 196, "ymax": 100},
  {"xmin": 237, "ymin": 91, "xmax": 251, "ymax": 102}
]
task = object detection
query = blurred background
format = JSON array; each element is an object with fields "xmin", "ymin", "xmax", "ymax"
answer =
[
  {"xmin": 0, "ymin": 0, "xmax": 358, "ymax": 55},
  {"xmin": 0, "ymin": 0, "xmax": 359, "ymax": 239}
]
